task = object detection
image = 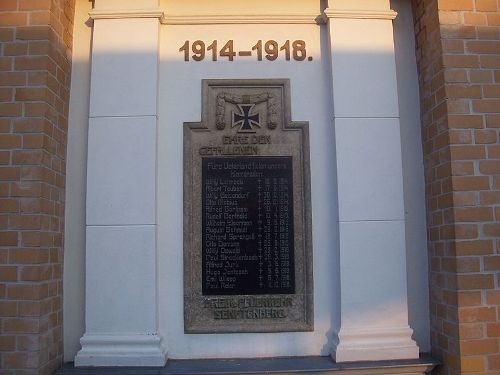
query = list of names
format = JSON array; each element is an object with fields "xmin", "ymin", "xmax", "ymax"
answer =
[{"xmin": 202, "ymin": 157, "xmax": 295, "ymax": 295}]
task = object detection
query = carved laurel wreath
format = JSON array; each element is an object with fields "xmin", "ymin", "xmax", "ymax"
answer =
[{"xmin": 216, "ymin": 92, "xmax": 279, "ymax": 130}]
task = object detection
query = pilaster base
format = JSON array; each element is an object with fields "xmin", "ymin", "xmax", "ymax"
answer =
[
  {"xmin": 332, "ymin": 326, "xmax": 419, "ymax": 363},
  {"xmin": 75, "ymin": 334, "xmax": 167, "ymax": 367}
]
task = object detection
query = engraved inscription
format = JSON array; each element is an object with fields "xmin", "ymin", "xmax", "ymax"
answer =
[
  {"xmin": 202, "ymin": 157, "xmax": 294, "ymax": 296},
  {"xmin": 203, "ymin": 296, "xmax": 293, "ymax": 320}
]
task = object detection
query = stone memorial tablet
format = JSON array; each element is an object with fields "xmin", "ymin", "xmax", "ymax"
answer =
[{"xmin": 184, "ymin": 79, "xmax": 313, "ymax": 333}]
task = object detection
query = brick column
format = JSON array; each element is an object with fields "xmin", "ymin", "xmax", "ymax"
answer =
[
  {"xmin": 0, "ymin": 1, "xmax": 75, "ymax": 374},
  {"xmin": 413, "ymin": 0, "xmax": 500, "ymax": 373}
]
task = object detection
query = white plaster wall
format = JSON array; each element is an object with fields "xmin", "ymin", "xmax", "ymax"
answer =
[
  {"xmin": 63, "ymin": 0, "xmax": 430, "ymax": 361},
  {"xmin": 157, "ymin": 22, "xmax": 338, "ymax": 358},
  {"xmin": 63, "ymin": 0, "xmax": 92, "ymax": 362},
  {"xmin": 161, "ymin": 0, "xmax": 321, "ymax": 14},
  {"xmin": 392, "ymin": 0, "xmax": 431, "ymax": 352}
]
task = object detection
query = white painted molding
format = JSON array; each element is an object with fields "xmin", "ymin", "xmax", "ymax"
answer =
[
  {"xmin": 322, "ymin": 8, "xmax": 397, "ymax": 20},
  {"xmin": 160, "ymin": 13, "xmax": 324, "ymax": 25},
  {"xmin": 89, "ymin": 9, "xmax": 164, "ymax": 20},
  {"xmin": 75, "ymin": 334, "xmax": 167, "ymax": 367},
  {"xmin": 332, "ymin": 326, "xmax": 419, "ymax": 362},
  {"xmin": 89, "ymin": 9, "xmax": 324, "ymax": 24}
]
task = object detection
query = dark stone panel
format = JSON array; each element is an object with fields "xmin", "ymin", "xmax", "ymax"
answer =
[{"xmin": 202, "ymin": 157, "xmax": 295, "ymax": 296}]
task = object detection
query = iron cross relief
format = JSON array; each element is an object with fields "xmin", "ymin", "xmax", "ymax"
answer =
[{"xmin": 232, "ymin": 104, "xmax": 261, "ymax": 133}]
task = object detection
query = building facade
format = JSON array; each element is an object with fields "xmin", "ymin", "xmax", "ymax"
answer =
[{"xmin": 0, "ymin": 0, "xmax": 499, "ymax": 374}]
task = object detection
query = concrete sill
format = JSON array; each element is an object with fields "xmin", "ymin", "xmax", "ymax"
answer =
[{"xmin": 56, "ymin": 354, "xmax": 438, "ymax": 375}]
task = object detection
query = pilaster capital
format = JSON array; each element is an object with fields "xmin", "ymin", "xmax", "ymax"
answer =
[
  {"xmin": 90, "ymin": 0, "xmax": 163, "ymax": 20},
  {"xmin": 89, "ymin": 8, "xmax": 164, "ymax": 21},
  {"xmin": 322, "ymin": 8, "xmax": 397, "ymax": 20},
  {"xmin": 323, "ymin": 0, "xmax": 397, "ymax": 20}
]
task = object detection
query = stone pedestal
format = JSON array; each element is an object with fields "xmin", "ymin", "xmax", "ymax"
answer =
[
  {"xmin": 325, "ymin": 0, "xmax": 420, "ymax": 362},
  {"xmin": 75, "ymin": 0, "xmax": 167, "ymax": 367}
]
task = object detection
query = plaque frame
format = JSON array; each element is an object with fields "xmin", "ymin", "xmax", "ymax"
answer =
[{"xmin": 184, "ymin": 79, "xmax": 313, "ymax": 333}]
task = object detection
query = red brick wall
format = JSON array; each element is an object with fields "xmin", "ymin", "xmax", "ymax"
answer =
[
  {"xmin": 1, "ymin": 0, "xmax": 499, "ymax": 373},
  {"xmin": 0, "ymin": 0, "xmax": 75, "ymax": 374},
  {"xmin": 413, "ymin": 0, "xmax": 500, "ymax": 373}
]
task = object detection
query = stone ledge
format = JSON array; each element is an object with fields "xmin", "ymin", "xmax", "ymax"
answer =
[{"xmin": 57, "ymin": 354, "xmax": 438, "ymax": 375}]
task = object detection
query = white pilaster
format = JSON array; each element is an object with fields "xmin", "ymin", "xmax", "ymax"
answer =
[
  {"xmin": 325, "ymin": 0, "xmax": 419, "ymax": 362},
  {"xmin": 75, "ymin": 0, "xmax": 166, "ymax": 367}
]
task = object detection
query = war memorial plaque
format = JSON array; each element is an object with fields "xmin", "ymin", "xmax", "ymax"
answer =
[{"xmin": 184, "ymin": 80, "xmax": 313, "ymax": 333}]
